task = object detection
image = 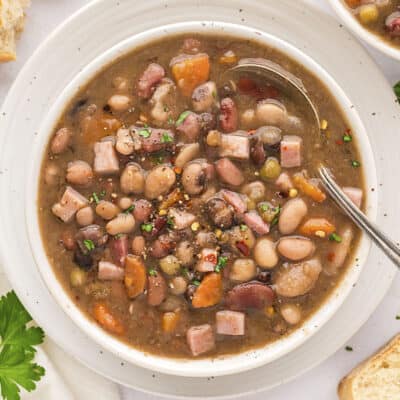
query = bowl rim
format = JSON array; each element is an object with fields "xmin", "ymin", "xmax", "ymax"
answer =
[
  {"xmin": 327, "ymin": 0, "xmax": 400, "ymax": 61},
  {"xmin": 25, "ymin": 20, "xmax": 377, "ymax": 378}
]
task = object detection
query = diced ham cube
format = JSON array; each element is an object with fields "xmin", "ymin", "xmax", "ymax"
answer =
[
  {"xmin": 176, "ymin": 112, "xmax": 201, "ymax": 141},
  {"xmin": 221, "ymin": 190, "xmax": 247, "ymax": 214},
  {"xmin": 219, "ymin": 133, "xmax": 250, "ymax": 160},
  {"xmin": 98, "ymin": 261, "xmax": 124, "ymax": 281},
  {"xmin": 196, "ymin": 248, "xmax": 218, "ymax": 272},
  {"xmin": 275, "ymin": 172, "xmax": 293, "ymax": 192},
  {"xmin": 243, "ymin": 211, "xmax": 270, "ymax": 235},
  {"xmin": 342, "ymin": 187, "xmax": 363, "ymax": 209},
  {"xmin": 280, "ymin": 135, "xmax": 302, "ymax": 168},
  {"xmin": 52, "ymin": 186, "xmax": 88, "ymax": 223},
  {"xmin": 137, "ymin": 63, "xmax": 165, "ymax": 99},
  {"xmin": 216, "ymin": 310, "xmax": 245, "ymax": 336},
  {"xmin": 141, "ymin": 129, "xmax": 175, "ymax": 153},
  {"xmin": 109, "ymin": 234, "xmax": 129, "ymax": 266},
  {"xmin": 168, "ymin": 208, "xmax": 196, "ymax": 230},
  {"xmin": 94, "ymin": 141, "xmax": 119, "ymax": 175},
  {"xmin": 186, "ymin": 324, "xmax": 215, "ymax": 356}
]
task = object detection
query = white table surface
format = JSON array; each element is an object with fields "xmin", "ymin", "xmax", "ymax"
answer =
[{"xmin": 1, "ymin": 1, "xmax": 399, "ymax": 399}]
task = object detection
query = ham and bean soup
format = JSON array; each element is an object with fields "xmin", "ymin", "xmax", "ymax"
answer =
[
  {"xmin": 38, "ymin": 35, "xmax": 364, "ymax": 358},
  {"xmin": 344, "ymin": 0, "xmax": 400, "ymax": 47}
]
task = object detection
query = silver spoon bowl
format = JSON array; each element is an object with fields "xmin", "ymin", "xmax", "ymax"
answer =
[{"xmin": 229, "ymin": 59, "xmax": 400, "ymax": 267}]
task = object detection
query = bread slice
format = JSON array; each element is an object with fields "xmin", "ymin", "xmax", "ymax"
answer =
[
  {"xmin": 0, "ymin": 0, "xmax": 29, "ymax": 62},
  {"xmin": 338, "ymin": 334, "xmax": 400, "ymax": 400}
]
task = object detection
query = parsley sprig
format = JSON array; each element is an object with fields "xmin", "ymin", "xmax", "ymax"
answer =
[{"xmin": 0, "ymin": 291, "xmax": 45, "ymax": 400}]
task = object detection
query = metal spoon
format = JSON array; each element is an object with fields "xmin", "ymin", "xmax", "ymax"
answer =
[
  {"xmin": 319, "ymin": 165, "xmax": 400, "ymax": 267},
  {"xmin": 227, "ymin": 58, "xmax": 320, "ymax": 134},
  {"xmin": 228, "ymin": 59, "xmax": 400, "ymax": 266}
]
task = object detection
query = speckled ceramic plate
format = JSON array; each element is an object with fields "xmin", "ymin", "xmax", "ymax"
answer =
[{"xmin": 0, "ymin": 0, "xmax": 398, "ymax": 397}]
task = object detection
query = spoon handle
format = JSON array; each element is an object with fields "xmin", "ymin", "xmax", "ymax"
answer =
[{"xmin": 319, "ymin": 166, "xmax": 400, "ymax": 268}]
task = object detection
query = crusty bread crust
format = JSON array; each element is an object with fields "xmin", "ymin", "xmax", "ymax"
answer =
[
  {"xmin": 0, "ymin": 0, "xmax": 29, "ymax": 63},
  {"xmin": 338, "ymin": 334, "xmax": 400, "ymax": 400}
]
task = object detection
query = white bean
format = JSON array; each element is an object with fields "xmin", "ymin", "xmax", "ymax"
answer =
[
  {"xmin": 116, "ymin": 128, "xmax": 134, "ymax": 155},
  {"xmin": 253, "ymin": 237, "xmax": 278, "ymax": 269},
  {"xmin": 107, "ymin": 94, "xmax": 132, "ymax": 111},
  {"xmin": 280, "ymin": 303, "xmax": 302, "ymax": 325},
  {"xmin": 325, "ymin": 226, "xmax": 354, "ymax": 275},
  {"xmin": 277, "ymin": 236, "xmax": 315, "ymax": 261},
  {"xmin": 131, "ymin": 236, "xmax": 145, "ymax": 256},
  {"xmin": 241, "ymin": 181, "xmax": 266, "ymax": 202},
  {"xmin": 169, "ymin": 276, "xmax": 188, "ymax": 296},
  {"xmin": 112, "ymin": 76, "xmax": 129, "ymax": 91},
  {"xmin": 175, "ymin": 143, "xmax": 200, "ymax": 168},
  {"xmin": 44, "ymin": 163, "xmax": 60, "ymax": 185},
  {"xmin": 145, "ymin": 165, "xmax": 176, "ymax": 200},
  {"xmin": 120, "ymin": 163, "xmax": 145, "ymax": 194},
  {"xmin": 279, "ymin": 198, "xmax": 308, "ymax": 235},
  {"xmin": 256, "ymin": 99, "xmax": 287, "ymax": 126},
  {"xmin": 118, "ymin": 197, "xmax": 133, "ymax": 210},
  {"xmin": 66, "ymin": 160, "xmax": 93, "ymax": 186},
  {"xmin": 96, "ymin": 200, "xmax": 120, "ymax": 220},
  {"xmin": 106, "ymin": 213, "xmax": 136, "ymax": 235},
  {"xmin": 230, "ymin": 258, "xmax": 256, "ymax": 282},
  {"xmin": 159, "ymin": 255, "xmax": 181, "ymax": 276},
  {"xmin": 76, "ymin": 206, "xmax": 94, "ymax": 226},
  {"xmin": 175, "ymin": 241, "xmax": 194, "ymax": 266},
  {"xmin": 51, "ymin": 127, "xmax": 72, "ymax": 154}
]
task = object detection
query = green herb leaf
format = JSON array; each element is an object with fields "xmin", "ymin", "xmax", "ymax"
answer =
[
  {"xmin": 394, "ymin": 81, "xmax": 400, "ymax": 102},
  {"xmin": 260, "ymin": 203, "xmax": 269, "ymax": 212},
  {"xmin": 215, "ymin": 256, "xmax": 228, "ymax": 273},
  {"xmin": 345, "ymin": 346, "xmax": 353, "ymax": 352},
  {"xmin": 329, "ymin": 232, "xmax": 342, "ymax": 243},
  {"xmin": 138, "ymin": 128, "xmax": 151, "ymax": 138},
  {"xmin": 141, "ymin": 223, "xmax": 154, "ymax": 233},
  {"xmin": 114, "ymin": 233, "xmax": 123, "ymax": 239},
  {"xmin": 161, "ymin": 132, "xmax": 173, "ymax": 143},
  {"xmin": 83, "ymin": 239, "xmax": 95, "ymax": 252},
  {"xmin": 192, "ymin": 280, "xmax": 201, "ymax": 287},
  {"xmin": 270, "ymin": 205, "xmax": 281, "ymax": 227},
  {"xmin": 0, "ymin": 291, "xmax": 45, "ymax": 400},
  {"xmin": 99, "ymin": 190, "xmax": 106, "ymax": 197},
  {"xmin": 240, "ymin": 224, "xmax": 247, "ymax": 231},
  {"xmin": 396, "ymin": 315, "xmax": 400, "ymax": 320},
  {"xmin": 91, "ymin": 192, "xmax": 100, "ymax": 204},
  {"xmin": 148, "ymin": 269, "xmax": 158, "ymax": 277},
  {"xmin": 351, "ymin": 160, "xmax": 361, "ymax": 168},
  {"xmin": 167, "ymin": 217, "xmax": 175, "ymax": 228},
  {"xmin": 175, "ymin": 111, "xmax": 190, "ymax": 126},
  {"xmin": 343, "ymin": 134, "xmax": 352, "ymax": 143},
  {"xmin": 124, "ymin": 205, "xmax": 135, "ymax": 214},
  {"xmin": 181, "ymin": 268, "xmax": 190, "ymax": 278}
]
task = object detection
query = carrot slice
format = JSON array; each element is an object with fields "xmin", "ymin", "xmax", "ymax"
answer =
[
  {"xmin": 171, "ymin": 53, "xmax": 210, "ymax": 96},
  {"xmin": 124, "ymin": 255, "xmax": 147, "ymax": 299},
  {"xmin": 299, "ymin": 218, "xmax": 336, "ymax": 236},
  {"xmin": 192, "ymin": 273, "xmax": 223, "ymax": 308},
  {"xmin": 93, "ymin": 303, "xmax": 125, "ymax": 335},
  {"xmin": 162, "ymin": 312, "xmax": 180, "ymax": 333},
  {"xmin": 344, "ymin": 0, "xmax": 361, "ymax": 8},
  {"xmin": 293, "ymin": 174, "xmax": 326, "ymax": 203}
]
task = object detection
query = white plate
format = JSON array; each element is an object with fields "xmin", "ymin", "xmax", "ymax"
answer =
[{"xmin": 0, "ymin": 0, "xmax": 398, "ymax": 397}]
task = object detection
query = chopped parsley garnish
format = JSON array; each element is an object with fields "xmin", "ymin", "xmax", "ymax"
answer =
[
  {"xmin": 212, "ymin": 90, "xmax": 217, "ymax": 99},
  {"xmin": 260, "ymin": 203, "xmax": 269, "ymax": 212},
  {"xmin": 175, "ymin": 111, "xmax": 190, "ymax": 126},
  {"xmin": 192, "ymin": 280, "xmax": 201, "ymax": 286},
  {"xmin": 240, "ymin": 224, "xmax": 247, "ymax": 231},
  {"xmin": 168, "ymin": 116, "xmax": 174, "ymax": 125},
  {"xmin": 138, "ymin": 127, "xmax": 151, "ymax": 138},
  {"xmin": 114, "ymin": 233, "xmax": 123, "ymax": 239},
  {"xmin": 351, "ymin": 160, "xmax": 361, "ymax": 168},
  {"xmin": 345, "ymin": 346, "xmax": 353, "ymax": 352},
  {"xmin": 271, "ymin": 205, "xmax": 282, "ymax": 227},
  {"xmin": 151, "ymin": 154, "xmax": 164, "ymax": 164},
  {"xmin": 124, "ymin": 205, "xmax": 135, "ymax": 214},
  {"xmin": 181, "ymin": 267, "xmax": 190, "ymax": 278},
  {"xmin": 215, "ymin": 256, "xmax": 228, "ymax": 273},
  {"xmin": 161, "ymin": 132, "xmax": 173, "ymax": 143},
  {"xmin": 91, "ymin": 192, "xmax": 100, "ymax": 204},
  {"xmin": 394, "ymin": 81, "xmax": 400, "ymax": 102},
  {"xmin": 148, "ymin": 268, "xmax": 158, "ymax": 277},
  {"xmin": 83, "ymin": 239, "xmax": 95, "ymax": 252},
  {"xmin": 329, "ymin": 232, "xmax": 342, "ymax": 243},
  {"xmin": 99, "ymin": 190, "xmax": 106, "ymax": 197},
  {"xmin": 0, "ymin": 291, "xmax": 45, "ymax": 400},
  {"xmin": 343, "ymin": 134, "xmax": 352, "ymax": 143},
  {"xmin": 90, "ymin": 191, "xmax": 105, "ymax": 204},
  {"xmin": 167, "ymin": 217, "xmax": 175, "ymax": 228},
  {"xmin": 141, "ymin": 223, "xmax": 154, "ymax": 233}
]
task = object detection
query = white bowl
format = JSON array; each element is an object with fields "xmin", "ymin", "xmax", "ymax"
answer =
[
  {"xmin": 26, "ymin": 21, "xmax": 377, "ymax": 378},
  {"xmin": 328, "ymin": 0, "xmax": 400, "ymax": 61}
]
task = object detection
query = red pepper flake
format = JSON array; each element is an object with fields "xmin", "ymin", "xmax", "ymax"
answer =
[
  {"xmin": 237, "ymin": 77, "xmax": 280, "ymax": 99},
  {"xmin": 327, "ymin": 252, "xmax": 335, "ymax": 262},
  {"xmin": 204, "ymin": 254, "xmax": 217, "ymax": 264},
  {"xmin": 335, "ymin": 139, "xmax": 344, "ymax": 145},
  {"xmin": 236, "ymin": 241, "xmax": 250, "ymax": 256}
]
